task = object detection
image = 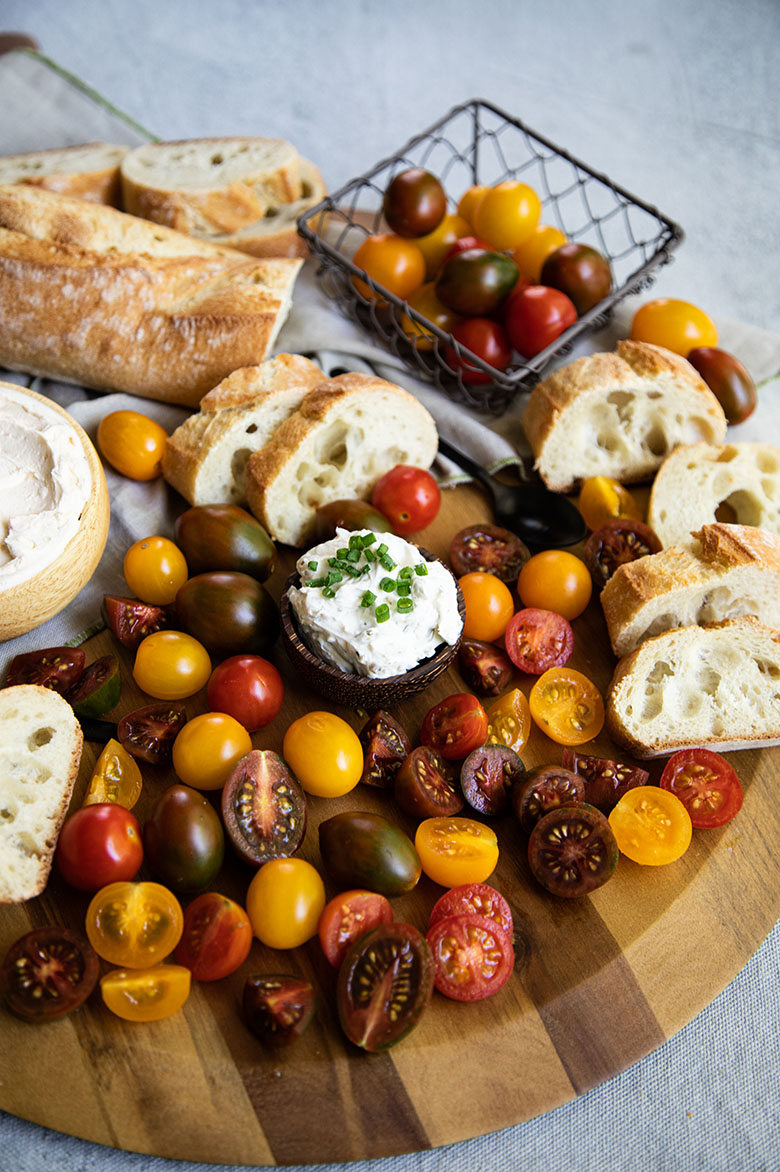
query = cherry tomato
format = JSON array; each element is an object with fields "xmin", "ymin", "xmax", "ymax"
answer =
[
  {"xmin": 319, "ymin": 811, "xmax": 422, "ymax": 895},
  {"xmin": 383, "ymin": 167, "xmax": 446, "ymax": 238},
  {"xmin": 243, "ymin": 974, "xmax": 316, "ymax": 1047},
  {"xmin": 577, "ymin": 475, "xmax": 643, "ymax": 532},
  {"xmin": 175, "ymin": 892, "xmax": 253, "ymax": 981},
  {"xmin": 584, "ymin": 518, "xmax": 662, "ymax": 591},
  {"xmin": 460, "ymin": 744, "xmax": 524, "ymax": 815},
  {"xmin": 0, "ymin": 927, "xmax": 99, "ymax": 1022},
  {"xmin": 172, "ymin": 712, "xmax": 252, "ymax": 791},
  {"xmin": 505, "ymin": 285, "xmax": 577, "ymax": 358},
  {"xmin": 609, "ymin": 786, "xmax": 693, "ymax": 865},
  {"xmin": 517, "ymin": 550, "xmax": 592, "ymax": 620},
  {"xmin": 66, "ymin": 653, "xmax": 121, "ymax": 717},
  {"xmin": 399, "ymin": 281, "xmax": 463, "ymax": 350},
  {"xmin": 458, "ymin": 571, "xmax": 514, "ymax": 642},
  {"xmin": 472, "ymin": 181, "xmax": 542, "ymax": 250},
  {"xmin": 420, "ymin": 692, "xmax": 489, "ymax": 761},
  {"xmin": 457, "ymin": 638, "xmax": 513, "ymax": 697},
  {"xmin": 529, "ymin": 667, "xmax": 605, "ymax": 746},
  {"xmin": 560, "ymin": 748, "xmax": 649, "ymax": 815},
  {"xmin": 337, "ymin": 922, "xmax": 434, "ymax": 1051},
  {"xmin": 687, "ymin": 347, "xmax": 757, "ymax": 424},
  {"xmin": 443, "ymin": 235, "xmax": 493, "ymax": 260},
  {"xmin": 528, "ymin": 804, "xmax": 619, "ymax": 896},
  {"xmin": 540, "ymin": 242, "xmax": 613, "ymax": 314},
  {"xmin": 429, "ymin": 881, "xmax": 514, "ymax": 937},
  {"xmin": 221, "ymin": 749, "xmax": 307, "ymax": 866},
  {"xmin": 414, "ymin": 212, "xmax": 471, "ymax": 279},
  {"xmin": 450, "ymin": 523, "xmax": 530, "ymax": 583},
  {"xmin": 436, "ymin": 249, "xmax": 519, "ymax": 316},
  {"xmin": 143, "ymin": 784, "xmax": 225, "ymax": 893},
  {"xmin": 659, "ymin": 748, "xmax": 744, "ymax": 829},
  {"xmin": 102, "ymin": 595, "xmax": 168, "ymax": 651},
  {"xmin": 123, "ymin": 536, "xmax": 188, "ymax": 606},
  {"xmin": 371, "ymin": 465, "xmax": 441, "ymax": 535},
  {"xmin": 97, "ymin": 410, "xmax": 168, "ymax": 481},
  {"xmin": 415, "ymin": 816, "xmax": 499, "ymax": 887},
  {"xmin": 484, "ymin": 687, "xmax": 532, "ymax": 754},
  {"xmin": 512, "ymin": 224, "xmax": 567, "ymax": 283},
  {"xmin": 175, "ymin": 571, "xmax": 280, "ymax": 658},
  {"xmin": 394, "ymin": 745, "xmax": 464, "ymax": 819},
  {"xmin": 358, "ymin": 710, "xmax": 412, "ymax": 788},
  {"xmin": 5, "ymin": 646, "xmax": 85, "ymax": 694},
  {"xmin": 318, "ymin": 889, "xmax": 394, "ymax": 968},
  {"xmin": 282, "ymin": 711, "xmax": 363, "ymax": 797},
  {"xmin": 207, "ymin": 654, "xmax": 284, "ymax": 733},
  {"xmin": 630, "ymin": 298, "xmax": 718, "ymax": 356},
  {"xmin": 457, "ymin": 185, "xmax": 488, "ymax": 226},
  {"xmin": 84, "ymin": 738, "xmax": 143, "ymax": 809},
  {"xmin": 446, "ymin": 317, "xmax": 512, "ymax": 384},
  {"xmin": 245, "ymin": 858, "xmax": 326, "ymax": 950},
  {"xmin": 85, "ymin": 881, "xmax": 184, "ymax": 968},
  {"xmin": 56, "ymin": 804, "xmax": 143, "ymax": 892},
  {"xmin": 133, "ymin": 630, "xmax": 211, "ymax": 700},
  {"xmin": 174, "ymin": 503, "xmax": 276, "ymax": 581},
  {"xmin": 427, "ymin": 913, "xmax": 514, "ymax": 1001},
  {"xmin": 512, "ymin": 765, "xmax": 585, "ymax": 835},
  {"xmin": 504, "ymin": 608, "xmax": 574, "ymax": 674},
  {"xmin": 100, "ymin": 964, "xmax": 191, "ymax": 1022},
  {"xmin": 313, "ymin": 498, "xmax": 393, "ymax": 541},
  {"xmin": 117, "ymin": 702, "xmax": 187, "ymax": 766},
  {"xmin": 352, "ymin": 233, "xmax": 426, "ymax": 301}
]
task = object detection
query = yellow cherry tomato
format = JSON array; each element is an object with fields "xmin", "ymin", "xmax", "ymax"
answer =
[
  {"xmin": 97, "ymin": 410, "xmax": 168, "ymax": 481},
  {"xmin": 414, "ymin": 212, "xmax": 472, "ymax": 279},
  {"xmin": 282, "ymin": 711, "xmax": 363, "ymax": 797},
  {"xmin": 473, "ymin": 181, "xmax": 542, "ymax": 251},
  {"xmin": 352, "ymin": 233, "xmax": 426, "ymax": 302},
  {"xmin": 630, "ymin": 298, "xmax": 718, "ymax": 357},
  {"xmin": 123, "ymin": 536, "xmax": 188, "ymax": 606},
  {"xmin": 415, "ymin": 817, "xmax": 499, "ymax": 887},
  {"xmin": 85, "ymin": 881, "xmax": 184, "ymax": 968},
  {"xmin": 100, "ymin": 964, "xmax": 191, "ymax": 1022},
  {"xmin": 458, "ymin": 571, "xmax": 515, "ymax": 642},
  {"xmin": 400, "ymin": 281, "xmax": 463, "ymax": 349},
  {"xmin": 133, "ymin": 630, "xmax": 212, "ymax": 700},
  {"xmin": 517, "ymin": 550, "xmax": 592, "ymax": 621},
  {"xmin": 83, "ymin": 739, "xmax": 143, "ymax": 809},
  {"xmin": 609, "ymin": 786, "xmax": 693, "ymax": 865},
  {"xmin": 485, "ymin": 688, "xmax": 531, "ymax": 754},
  {"xmin": 457, "ymin": 184, "xmax": 488, "ymax": 226},
  {"xmin": 246, "ymin": 858, "xmax": 326, "ymax": 949},
  {"xmin": 529, "ymin": 666, "xmax": 605, "ymax": 746},
  {"xmin": 172, "ymin": 712, "xmax": 252, "ymax": 790},
  {"xmin": 577, "ymin": 476, "xmax": 643, "ymax": 531},
  {"xmin": 512, "ymin": 224, "xmax": 567, "ymax": 283}
]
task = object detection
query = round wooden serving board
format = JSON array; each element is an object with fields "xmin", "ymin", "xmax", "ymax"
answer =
[{"xmin": 1, "ymin": 482, "xmax": 779, "ymax": 1167}]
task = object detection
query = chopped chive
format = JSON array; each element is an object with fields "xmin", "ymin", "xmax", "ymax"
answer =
[
  {"xmin": 361, "ymin": 589, "xmax": 376, "ymax": 607},
  {"xmin": 344, "ymin": 564, "xmax": 363, "ymax": 578},
  {"xmin": 326, "ymin": 570, "xmax": 343, "ymax": 585},
  {"xmin": 396, "ymin": 581, "xmax": 411, "ymax": 596},
  {"xmin": 307, "ymin": 560, "xmax": 319, "ymax": 571},
  {"xmin": 380, "ymin": 576, "xmax": 396, "ymax": 592},
  {"xmin": 376, "ymin": 603, "xmax": 390, "ymax": 622},
  {"xmin": 379, "ymin": 554, "xmax": 396, "ymax": 571},
  {"xmin": 377, "ymin": 543, "xmax": 389, "ymax": 556},
  {"xmin": 337, "ymin": 547, "xmax": 348, "ymax": 560},
  {"xmin": 363, "ymin": 547, "xmax": 376, "ymax": 562},
  {"xmin": 322, "ymin": 586, "xmax": 336, "ymax": 599},
  {"xmin": 348, "ymin": 533, "xmax": 362, "ymax": 549},
  {"xmin": 305, "ymin": 576, "xmax": 328, "ymax": 588},
  {"xmin": 397, "ymin": 597, "xmax": 414, "ymax": 613},
  {"xmin": 399, "ymin": 566, "xmax": 413, "ymax": 580},
  {"xmin": 346, "ymin": 547, "xmax": 361, "ymax": 563},
  {"xmin": 414, "ymin": 562, "xmax": 428, "ymax": 576},
  {"xmin": 361, "ymin": 532, "xmax": 377, "ymax": 546}
]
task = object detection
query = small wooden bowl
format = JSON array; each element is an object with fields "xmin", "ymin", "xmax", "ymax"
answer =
[
  {"xmin": 0, "ymin": 385, "xmax": 110, "ymax": 642},
  {"xmin": 279, "ymin": 548, "xmax": 465, "ymax": 710}
]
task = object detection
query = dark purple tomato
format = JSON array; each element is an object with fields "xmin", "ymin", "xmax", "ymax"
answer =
[
  {"xmin": 243, "ymin": 974, "xmax": 316, "ymax": 1047},
  {"xmin": 457, "ymin": 638, "xmax": 514, "ymax": 697},
  {"xmin": 174, "ymin": 504, "xmax": 277, "ymax": 581},
  {"xmin": 143, "ymin": 784, "xmax": 225, "ymax": 892},
  {"xmin": 540, "ymin": 242, "xmax": 613, "ymax": 314},
  {"xmin": 221, "ymin": 749, "xmax": 306, "ymax": 866},
  {"xmin": 460, "ymin": 744, "xmax": 525, "ymax": 815},
  {"xmin": 337, "ymin": 922, "xmax": 434, "ymax": 1051},
  {"xmin": 117, "ymin": 702, "xmax": 187, "ymax": 765},
  {"xmin": 450, "ymin": 523, "xmax": 530, "ymax": 583},
  {"xmin": 687, "ymin": 347, "xmax": 757, "ymax": 424},
  {"xmin": 512, "ymin": 765, "xmax": 585, "ymax": 834},
  {"xmin": 394, "ymin": 746, "xmax": 464, "ymax": 819},
  {"xmin": 313, "ymin": 499, "xmax": 393, "ymax": 541},
  {"xmin": 528, "ymin": 803, "xmax": 619, "ymax": 897},
  {"xmin": 436, "ymin": 249, "xmax": 519, "ymax": 316},
  {"xmin": 318, "ymin": 811, "xmax": 421, "ymax": 896},
  {"xmin": 102, "ymin": 595, "xmax": 169, "ymax": 651},
  {"xmin": 359, "ymin": 710, "xmax": 412, "ymax": 788},
  {"xmin": 583, "ymin": 518, "xmax": 662, "ymax": 591},
  {"xmin": 0, "ymin": 927, "xmax": 99, "ymax": 1022},
  {"xmin": 561, "ymin": 748, "xmax": 649, "ymax": 814},
  {"xmin": 66, "ymin": 654, "xmax": 121, "ymax": 717},
  {"xmin": 383, "ymin": 168, "xmax": 446, "ymax": 238},
  {"xmin": 5, "ymin": 647, "xmax": 86, "ymax": 693},
  {"xmin": 175, "ymin": 571, "xmax": 280, "ymax": 657}
]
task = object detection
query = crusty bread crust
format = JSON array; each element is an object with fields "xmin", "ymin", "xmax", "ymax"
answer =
[
  {"xmin": 209, "ymin": 159, "xmax": 327, "ymax": 259},
  {"xmin": 0, "ymin": 184, "xmax": 302, "ymax": 406},
  {"xmin": 521, "ymin": 340, "xmax": 727, "ymax": 492},
  {"xmin": 0, "ymin": 142, "xmax": 129, "ymax": 206}
]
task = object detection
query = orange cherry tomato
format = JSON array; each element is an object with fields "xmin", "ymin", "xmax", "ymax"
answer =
[
  {"xmin": 609, "ymin": 786, "xmax": 693, "ymax": 865},
  {"xmin": 457, "ymin": 185, "xmax": 488, "ymax": 227},
  {"xmin": 282, "ymin": 711, "xmax": 363, "ymax": 797},
  {"xmin": 132, "ymin": 630, "xmax": 211, "ymax": 700},
  {"xmin": 97, "ymin": 410, "xmax": 168, "ymax": 481},
  {"xmin": 577, "ymin": 476, "xmax": 643, "ymax": 531},
  {"xmin": 123, "ymin": 536, "xmax": 188, "ymax": 606},
  {"xmin": 484, "ymin": 688, "xmax": 531, "ymax": 754},
  {"xmin": 630, "ymin": 298, "xmax": 718, "ymax": 357},
  {"xmin": 458, "ymin": 572, "xmax": 515, "ymax": 642},
  {"xmin": 83, "ymin": 738, "xmax": 143, "ymax": 809},
  {"xmin": 246, "ymin": 858, "xmax": 326, "ymax": 950},
  {"xmin": 415, "ymin": 817, "xmax": 499, "ymax": 887},
  {"xmin": 85, "ymin": 881, "xmax": 184, "ymax": 968},
  {"xmin": 172, "ymin": 712, "xmax": 252, "ymax": 791},
  {"xmin": 400, "ymin": 281, "xmax": 463, "ymax": 350},
  {"xmin": 517, "ymin": 550, "xmax": 592, "ymax": 621},
  {"xmin": 512, "ymin": 224, "xmax": 567, "ymax": 283},
  {"xmin": 473, "ymin": 181, "xmax": 541, "ymax": 250},
  {"xmin": 352, "ymin": 233, "xmax": 426, "ymax": 302},
  {"xmin": 414, "ymin": 212, "xmax": 472, "ymax": 279},
  {"xmin": 100, "ymin": 964, "xmax": 191, "ymax": 1022},
  {"xmin": 529, "ymin": 667, "xmax": 605, "ymax": 746}
]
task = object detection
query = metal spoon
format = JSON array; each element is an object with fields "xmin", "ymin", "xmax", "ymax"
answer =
[{"xmin": 437, "ymin": 436, "xmax": 586, "ymax": 549}]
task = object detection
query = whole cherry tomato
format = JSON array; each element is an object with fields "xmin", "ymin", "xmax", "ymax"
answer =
[
  {"xmin": 446, "ymin": 317, "xmax": 512, "ymax": 384},
  {"xmin": 630, "ymin": 298, "xmax": 718, "ymax": 356},
  {"xmin": 246, "ymin": 858, "xmax": 326, "ymax": 950},
  {"xmin": 123, "ymin": 536, "xmax": 188, "ymax": 606},
  {"xmin": 143, "ymin": 784, "xmax": 225, "ymax": 893},
  {"xmin": 609, "ymin": 786, "xmax": 693, "ymax": 865},
  {"xmin": 517, "ymin": 549, "xmax": 593, "ymax": 621},
  {"xmin": 175, "ymin": 892, "xmax": 253, "ymax": 981},
  {"xmin": 172, "ymin": 712, "xmax": 252, "ymax": 791},
  {"xmin": 472, "ymin": 181, "xmax": 542, "ymax": 250},
  {"xmin": 352, "ymin": 233, "xmax": 425, "ymax": 301},
  {"xmin": 97, "ymin": 410, "xmax": 168, "ymax": 481},
  {"xmin": 420, "ymin": 692, "xmax": 489, "ymax": 761},
  {"xmin": 282, "ymin": 711, "xmax": 363, "ymax": 797},
  {"xmin": 443, "ymin": 235, "xmax": 493, "ymax": 261},
  {"xmin": 505, "ymin": 286, "xmax": 578, "ymax": 358},
  {"xmin": 687, "ymin": 347, "xmax": 757, "ymax": 424},
  {"xmin": 415, "ymin": 817, "xmax": 499, "ymax": 886},
  {"xmin": 174, "ymin": 503, "xmax": 276, "ymax": 581},
  {"xmin": 206, "ymin": 654, "xmax": 284, "ymax": 732},
  {"xmin": 399, "ymin": 282, "xmax": 463, "ymax": 350},
  {"xmin": 512, "ymin": 224, "xmax": 567, "ymax": 283},
  {"xmin": 100, "ymin": 964, "xmax": 191, "ymax": 1022},
  {"xmin": 132, "ymin": 630, "xmax": 211, "ymax": 700},
  {"xmin": 383, "ymin": 168, "xmax": 446, "ymax": 238},
  {"xmin": 371, "ymin": 465, "xmax": 441, "ymax": 535},
  {"xmin": 414, "ymin": 213, "xmax": 472, "ymax": 279},
  {"xmin": 435, "ymin": 249, "xmax": 519, "ymax": 316},
  {"xmin": 456, "ymin": 185, "xmax": 488, "ymax": 226},
  {"xmin": 458, "ymin": 571, "xmax": 515, "ymax": 642},
  {"xmin": 55, "ymin": 804, "xmax": 143, "ymax": 892},
  {"xmin": 540, "ymin": 242, "xmax": 613, "ymax": 314}
]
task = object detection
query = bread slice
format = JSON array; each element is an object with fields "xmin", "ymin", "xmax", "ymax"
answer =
[
  {"xmin": 521, "ymin": 340, "xmax": 728, "ymax": 492},
  {"xmin": 208, "ymin": 158, "xmax": 327, "ymax": 258},
  {"xmin": 0, "ymin": 184, "xmax": 302, "ymax": 406},
  {"xmin": 120, "ymin": 137, "xmax": 302, "ymax": 236},
  {"xmin": 647, "ymin": 441, "xmax": 780, "ymax": 548},
  {"xmin": 605, "ymin": 616, "xmax": 780, "ymax": 757},
  {"xmin": 245, "ymin": 372, "xmax": 439, "ymax": 546},
  {"xmin": 0, "ymin": 685, "xmax": 83, "ymax": 904},
  {"xmin": 0, "ymin": 142, "xmax": 129, "ymax": 206},
  {"xmin": 161, "ymin": 353, "xmax": 326, "ymax": 505},
  {"xmin": 601, "ymin": 523, "xmax": 780, "ymax": 658}
]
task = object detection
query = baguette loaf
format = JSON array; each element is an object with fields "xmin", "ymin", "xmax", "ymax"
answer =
[
  {"xmin": 0, "ymin": 142, "xmax": 128, "ymax": 206},
  {"xmin": 161, "ymin": 353, "xmax": 326, "ymax": 505},
  {"xmin": 0, "ymin": 184, "xmax": 301, "ymax": 406},
  {"xmin": 605, "ymin": 616, "xmax": 780, "ymax": 758},
  {"xmin": 601, "ymin": 523, "xmax": 780, "ymax": 658},
  {"xmin": 0, "ymin": 685, "xmax": 83, "ymax": 904},
  {"xmin": 245, "ymin": 372, "xmax": 439, "ymax": 546},
  {"xmin": 208, "ymin": 158, "xmax": 326, "ymax": 258},
  {"xmin": 647, "ymin": 442, "xmax": 780, "ymax": 549},
  {"xmin": 521, "ymin": 340, "xmax": 727, "ymax": 492},
  {"xmin": 120, "ymin": 137, "xmax": 302, "ymax": 236}
]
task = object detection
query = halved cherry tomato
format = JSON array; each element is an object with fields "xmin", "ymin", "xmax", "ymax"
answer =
[
  {"xmin": 561, "ymin": 748, "xmax": 649, "ymax": 814},
  {"xmin": 428, "ymin": 882, "xmax": 514, "ymax": 938},
  {"xmin": 282, "ymin": 711, "xmax": 363, "ymax": 797},
  {"xmin": 172, "ymin": 711, "xmax": 252, "ymax": 791},
  {"xmin": 5, "ymin": 646, "xmax": 85, "ymax": 693},
  {"xmin": 245, "ymin": 858, "xmax": 326, "ymax": 950},
  {"xmin": 472, "ymin": 180, "xmax": 541, "ymax": 250},
  {"xmin": 85, "ymin": 881, "xmax": 184, "ymax": 968},
  {"xmin": 175, "ymin": 892, "xmax": 253, "ymax": 981},
  {"xmin": 394, "ymin": 746, "xmax": 464, "ymax": 819},
  {"xmin": 659, "ymin": 748, "xmax": 744, "ymax": 829},
  {"xmin": 446, "ymin": 317, "xmax": 512, "ymax": 384},
  {"xmin": 577, "ymin": 476, "xmax": 643, "ymax": 532},
  {"xmin": 457, "ymin": 638, "xmax": 514, "ymax": 697},
  {"xmin": 529, "ymin": 667, "xmax": 605, "ymax": 746},
  {"xmin": 123, "ymin": 536, "xmax": 188, "ymax": 606},
  {"xmin": 609, "ymin": 786, "xmax": 693, "ymax": 865},
  {"xmin": 221, "ymin": 749, "xmax": 307, "ymax": 866},
  {"xmin": 504, "ymin": 608, "xmax": 574, "ymax": 674},
  {"xmin": 84, "ymin": 738, "xmax": 143, "ymax": 809},
  {"xmin": 420, "ymin": 692, "xmax": 489, "ymax": 761},
  {"xmin": 100, "ymin": 964, "xmax": 191, "ymax": 1022},
  {"xmin": 584, "ymin": 519, "xmax": 662, "ymax": 591},
  {"xmin": 133, "ymin": 630, "xmax": 211, "ymax": 700},
  {"xmin": 97, "ymin": 410, "xmax": 168, "ymax": 481},
  {"xmin": 102, "ymin": 595, "xmax": 169, "ymax": 651},
  {"xmin": 318, "ymin": 889, "xmax": 394, "ymax": 968},
  {"xmin": 427, "ymin": 913, "xmax": 514, "ymax": 1001},
  {"xmin": 352, "ymin": 233, "xmax": 426, "ymax": 301},
  {"xmin": 56, "ymin": 804, "xmax": 143, "ymax": 892},
  {"xmin": 0, "ymin": 927, "xmax": 99, "ymax": 1022},
  {"xmin": 337, "ymin": 922, "xmax": 434, "ymax": 1051},
  {"xmin": 458, "ymin": 572, "xmax": 515, "ymax": 642},
  {"xmin": 243, "ymin": 974, "xmax": 316, "ymax": 1047},
  {"xmin": 517, "ymin": 550, "xmax": 592, "ymax": 620},
  {"xmin": 117, "ymin": 702, "xmax": 187, "ymax": 766},
  {"xmin": 512, "ymin": 765, "xmax": 585, "ymax": 835},
  {"xmin": 505, "ymin": 285, "xmax": 577, "ymax": 358},
  {"xmin": 484, "ymin": 687, "xmax": 532, "ymax": 754},
  {"xmin": 630, "ymin": 298, "xmax": 718, "ymax": 356},
  {"xmin": 450, "ymin": 523, "xmax": 530, "ymax": 583},
  {"xmin": 371, "ymin": 465, "xmax": 441, "ymax": 535},
  {"xmin": 358, "ymin": 710, "xmax": 412, "ymax": 788},
  {"xmin": 528, "ymin": 804, "xmax": 619, "ymax": 897},
  {"xmin": 460, "ymin": 744, "xmax": 524, "ymax": 815},
  {"xmin": 66, "ymin": 654, "xmax": 121, "ymax": 717},
  {"xmin": 415, "ymin": 817, "xmax": 499, "ymax": 887}
]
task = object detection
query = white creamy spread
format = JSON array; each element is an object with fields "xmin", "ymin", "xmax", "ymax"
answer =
[
  {"xmin": 0, "ymin": 387, "xmax": 92, "ymax": 589},
  {"xmin": 289, "ymin": 529, "xmax": 463, "ymax": 678}
]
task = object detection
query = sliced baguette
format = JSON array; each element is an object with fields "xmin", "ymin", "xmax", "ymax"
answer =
[
  {"xmin": 0, "ymin": 685, "xmax": 83, "ymax": 904},
  {"xmin": 521, "ymin": 340, "xmax": 727, "ymax": 493},
  {"xmin": 601, "ymin": 523, "xmax": 780, "ymax": 658},
  {"xmin": 605, "ymin": 616, "xmax": 780, "ymax": 758},
  {"xmin": 245, "ymin": 372, "xmax": 439, "ymax": 546},
  {"xmin": 0, "ymin": 142, "xmax": 129, "ymax": 206},
  {"xmin": 647, "ymin": 441, "xmax": 780, "ymax": 549},
  {"xmin": 161, "ymin": 354, "xmax": 326, "ymax": 505},
  {"xmin": 209, "ymin": 158, "xmax": 327, "ymax": 258}
]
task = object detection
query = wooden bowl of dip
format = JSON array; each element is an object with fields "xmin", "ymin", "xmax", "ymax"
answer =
[{"xmin": 0, "ymin": 383, "xmax": 110, "ymax": 642}]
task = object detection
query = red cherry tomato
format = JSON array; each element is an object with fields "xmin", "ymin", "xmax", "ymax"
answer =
[
  {"xmin": 443, "ymin": 235, "xmax": 493, "ymax": 261},
  {"xmin": 371, "ymin": 465, "xmax": 441, "ymax": 535},
  {"xmin": 174, "ymin": 892, "xmax": 253, "ymax": 981},
  {"xmin": 55, "ymin": 804, "xmax": 143, "ymax": 892},
  {"xmin": 420, "ymin": 693, "xmax": 489, "ymax": 761},
  {"xmin": 446, "ymin": 318, "xmax": 512, "ymax": 384},
  {"xmin": 426, "ymin": 913, "xmax": 514, "ymax": 1001},
  {"xmin": 206, "ymin": 654, "xmax": 284, "ymax": 733},
  {"xmin": 505, "ymin": 285, "xmax": 578, "ymax": 358},
  {"xmin": 659, "ymin": 748, "xmax": 744, "ymax": 829},
  {"xmin": 317, "ymin": 889, "xmax": 394, "ymax": 968},
  {"xmin": 428, "ymin": 882, "xmax": 514, "ymax": 938},
  {"xmin": 504, "ymin": 607, "xmax": 574, "ymax": 674}
]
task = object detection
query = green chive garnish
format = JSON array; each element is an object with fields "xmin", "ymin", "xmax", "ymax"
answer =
[
  {"xmin": 376, "ymin": 603, "xmax": 390, "ymax": 622},
  {"xmin": 414, "ymin": 562, "xmax": 428, "ymax": 576},
  {"xmin": 326, "ymin": 570, "xmax": 343, "ymax": 585},
  {"xmin": 397, "ymin": 598, "xmax": 414, "ymax": 613},
  {"xmin": 377, "ymin": 543, "xmax": 388, "ymax": 556},
  {"xmin": 379, "ymin": 554, "xmax": 396, "ymax": 571},
  {"xmin": 396, "ymin": 581, "xmax": 411, "ymax": 596},
  {"xmin": 380, "ymin": 576, "xmax": 396, "ymax": 592},
  {"xmin": 361, "ymin": 532, "xmax": 377, "ymax": 546},
  {"xmin": 346, "ymin": 547, "xmax": 361, "ymax": 563},
  {"xmin": 399, "ymin": 566, "xmax": 413, "ymax": 580},
  {"xmin": 322, "ymin": 586, "xmax": 336, "ymax": 598},
  {"xmin": 307, "ymin": 560, "xmax": 318, "ymax": 570},
  {"xmin": 361, "ymin": 590, "xmax": 376, "ymax": 607},
  {"xmin": 337, "ymin": 547, "xmax": 349, "ymax": 560},
  {"xmin": 305, "ymin": 576, "xmax": 328, "ymax": 588},
  {"xmin": 349, "ymin": 533, "xmax": 362, "ymax": 549}
]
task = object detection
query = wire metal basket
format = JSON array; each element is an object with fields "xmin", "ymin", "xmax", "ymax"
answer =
[{"xmin": 298, "ymin": 98, "xmax": 684, "ymax": 414}]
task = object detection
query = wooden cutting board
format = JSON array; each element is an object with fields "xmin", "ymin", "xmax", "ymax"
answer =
[{"xmin": 1, "ymin": 481, "xmax": 778, "ymax": 1167}]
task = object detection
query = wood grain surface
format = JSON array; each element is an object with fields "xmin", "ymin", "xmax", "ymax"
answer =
[{"xmin": 1, "ymin": 480, "xmax": 779, "ymax": 1167}]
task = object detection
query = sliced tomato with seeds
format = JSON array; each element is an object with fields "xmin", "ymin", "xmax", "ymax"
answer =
[
  {"xmin": 243, "ymin": 973, "xmax": 316, "ymax": 1048},
  {"xmin": 583, "ymin": 518, "xmax": 662, "ymax": 591},
  {"xmin": 528, "ymin": 803, "xmax": 619, "ymax": 897},
  {"xmin": 529, "ymin": 667, "xmax": 605, "ymax": 746},
  {"xmin": 561, "ymin": 748, "xmax": 649, "ymax": 814},
  {"xmin": 512, "ymin": 765, "xmax": 585, "ymax": 835},
  {"xmin": 484, "ymin": 687, "xmax": 532, "ymax": 754},
  {"xmin": 426, "ymin": 913, "xmax": 514, "ymax": 1001},
  {"xmin": 394, "ymin": 746, "xmax": 464, "ymax": 819},
  {"xmin": 457, "ymin": 638, "xmax": 514, "ymax": 697},
  {"xmin": 504, "ymin": 608, "xmax": 573, "ymax": 675},
  {"xmin": 221, "ymin": 749, "xmax": 307, "ymax": 866},
  {"xmin": 102, "ymin": 594, "xmax": 169, "ymax": 651},
  {"xmin": 117, "ymin": 702, "xmax": 188, "ymax": 765},
  {"xmin": 66, "ymin": 653, "xmax": 121, "ymax": 717},
  {"xmin": 5, "ymin": 646, "xmax": 86, "ymax": 693},
  {"xmin": 429, "ymin": 882, "xmax": 513, "ymax": 938},
  {"xmin": 337, "ymin": 922, "xmax": 434, "ymax": 1051},
  {"xmin": 420, "ymin": 693, "xmax": 489, "ymax": 761},
  {"xmin": 0, "ymin": 926, "xmax": 99, "ymax": 1023},
  {"xmin": 659, "ymin": 748, "xmax": 744, "ymax": 829},
  {"xmin": 318, "ymin": 889, "xmax": 394, "ymax": 967},
  {"xmin": 359, "ymin": 710, "xmax": 412, "ymax": 788},
  {"xmin": 460, "ymin": 744, "xmax": 525, "ymax": 816},
  {"xmin": 449, "ymin": 523, "xmax": 530, "ymax": 583}
]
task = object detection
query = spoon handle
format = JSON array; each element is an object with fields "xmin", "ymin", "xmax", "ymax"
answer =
[{"xmin": 436, "ymin": 436, "xmax": 499, "ymax": 501}]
